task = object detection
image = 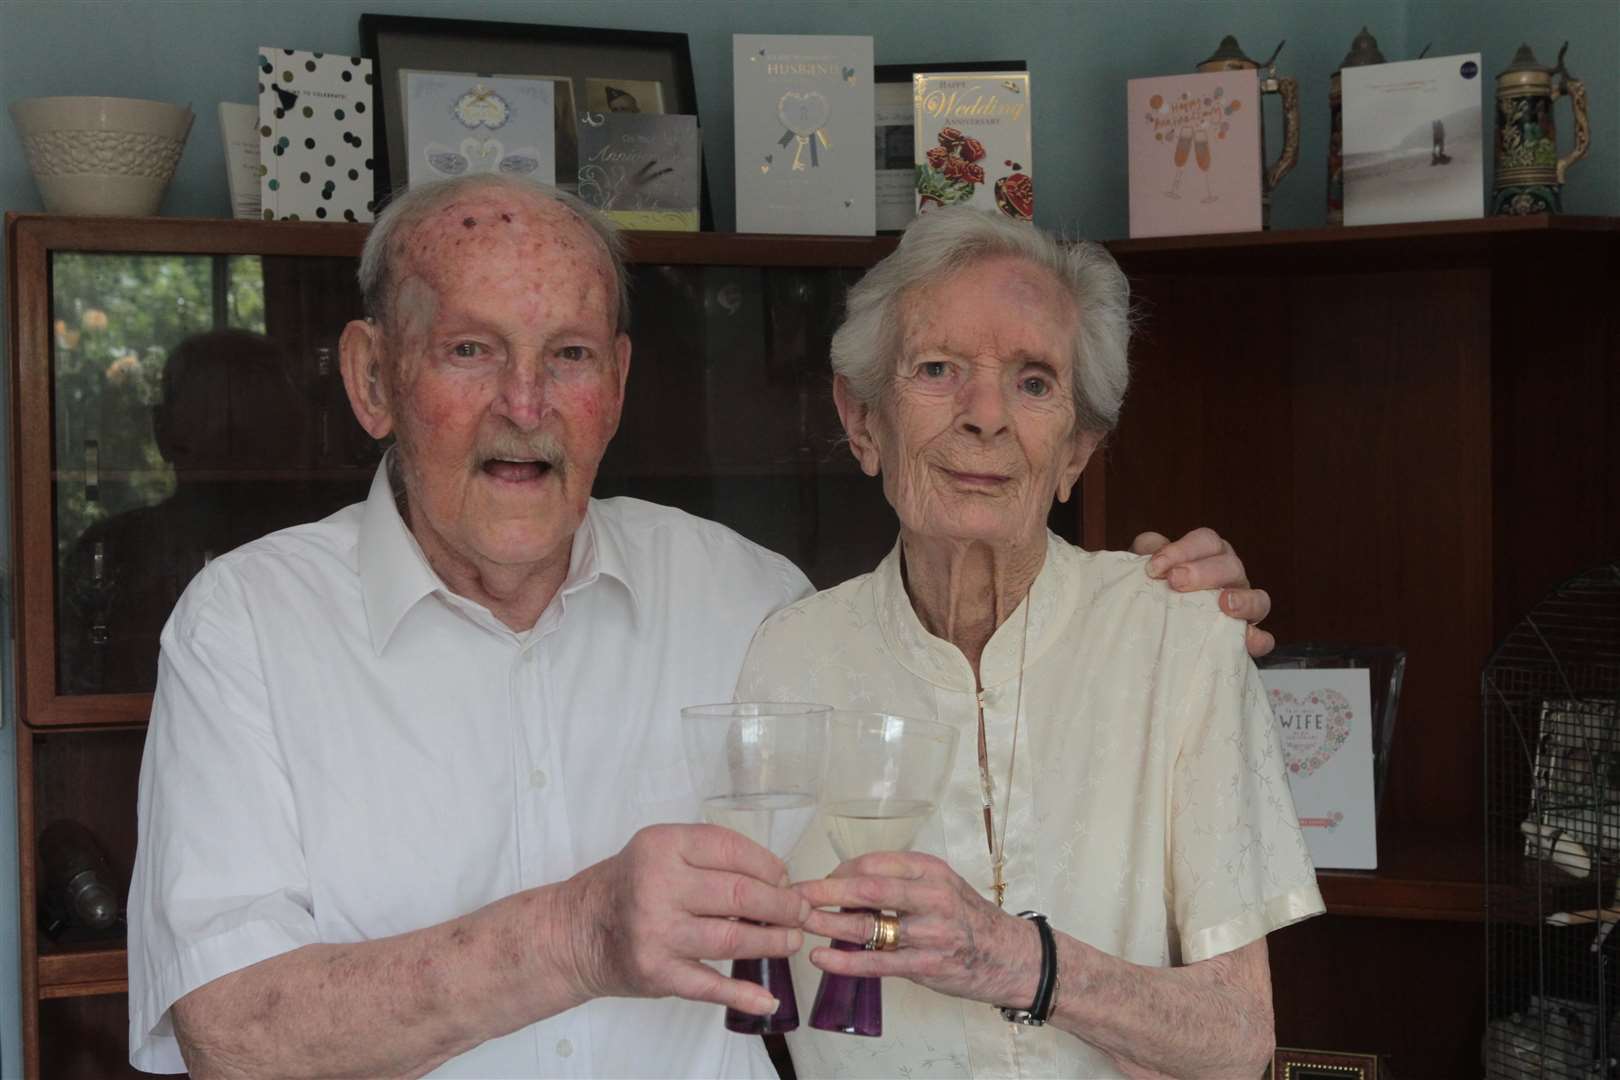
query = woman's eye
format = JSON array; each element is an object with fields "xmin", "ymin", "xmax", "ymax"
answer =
[
  {"xmin": 920, "ymin": 360, "xmax": 950, "ymax": 379},
  {"xmin": 1021, "ymin": 375, "xmax": 1051, "ymax": 397}
]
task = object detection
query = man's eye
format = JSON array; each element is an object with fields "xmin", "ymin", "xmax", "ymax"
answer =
[
  {"xmin": 1021, "ymin": 375, "xmax": 1051, "ymax": 397},
  {"xmin": 450, "ymin": 342, "xmax": 485, "ymax": 358},
  {"xmin": 558, "ymin": 345, "xmax": 590, "ymax": 362}
]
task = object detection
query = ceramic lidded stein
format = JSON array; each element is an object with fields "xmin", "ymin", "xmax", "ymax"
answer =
[
  {"xmin": 1493, "ymin": 43, "xmax": 1589, "ymax": 215},
  {"xmin": 1196, "ymin": 36, "xmax": 1299, "ymax": 229}
]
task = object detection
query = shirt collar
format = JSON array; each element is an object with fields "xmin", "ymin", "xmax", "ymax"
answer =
[
  {"xmin": 871, "ymin": 532, "xmax": 1078, "ymax": 691},
  {"xmin": 356, "ymin": 454, "xmax": 641, "ymax": 654}
]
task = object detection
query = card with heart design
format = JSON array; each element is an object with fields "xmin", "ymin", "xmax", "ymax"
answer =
[
  {"xmin": 258, "ymin": 47, "xmax": 376, "ymax": 222},
  {"xmin": 1261, "ymin": 667, "xmax": 1377, "ymax": 868},
  {"xmin": 913, "ymin": 71, "xmax": 1033, "ymax": 221},
  {"xmin": 733, "ymin": 34, "xmax": 874, "ymax": 235}
]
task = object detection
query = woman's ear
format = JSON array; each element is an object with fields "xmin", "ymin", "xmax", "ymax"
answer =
[
  {"xmin": 1055, "ymin": 428, "xmax": 1102, "ymax": 504},
  {"xmin": 339, "ymin": 319, "xmax": 395, "ymax": 440},
  {"xmin": 833, "ymin": 374, "xmax": 882, "ymax": 477}
]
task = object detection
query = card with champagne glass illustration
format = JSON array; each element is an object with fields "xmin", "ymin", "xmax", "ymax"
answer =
[{"xmin": 1127, "ymin": 68, "xmax": 1261, "ymax": 237}]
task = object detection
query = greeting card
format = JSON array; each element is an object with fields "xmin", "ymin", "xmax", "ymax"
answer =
[
  {"xmin": 1342, "ymin": 54, "xmax": 1484, "ymax": 226},
  {"xmin": 733, "ymin": 34, "xmax": 875, "ymax": 236},
  {"xmin": 577, "ymin": 114, "xmax": 701, "ymax": 231},
  {"xmin": 1260, "ymin": 667, "xmax": 1377, "ymax": 869},
  {"xmin": 912, "ymin": 72, "xmax": 1032, "ymax": 220},
  {"xmin": 258, "ymin": 47, "xmax": 374, "ymax": 222},
  {"xmin": 1127, "ymin": 69, "xmax": 1261, "ymax": 238},
  {"xmin": 401, "ymin": 70, "xmax": 554, "ymax": 187}
]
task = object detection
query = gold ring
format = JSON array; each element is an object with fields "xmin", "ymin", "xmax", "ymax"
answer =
[{"xmin": 871, "ymin": 912, "xmax": 901, "ymax": 951}]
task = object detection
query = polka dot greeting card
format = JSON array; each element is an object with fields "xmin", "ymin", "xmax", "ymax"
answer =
[{"xmin": 258, "ymin": 47, "xmax": 376, "ymax": 222}]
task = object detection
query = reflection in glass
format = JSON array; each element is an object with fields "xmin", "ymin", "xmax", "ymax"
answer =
[{"xmin": 52, "ymin": 252, "xmax": 372, "ymax": 695}]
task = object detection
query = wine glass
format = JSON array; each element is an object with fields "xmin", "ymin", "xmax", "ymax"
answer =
[
  {"xmin": 680, "ymin": 701, "xmax": 831, "ymax": 1034},
  {"xmin": 809, "ymin": 711, "xmax": 960, "ymax": 1037}
]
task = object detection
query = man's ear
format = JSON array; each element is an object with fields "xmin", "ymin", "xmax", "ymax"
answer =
[
  {"xmin": 339, "ymin": 319, "xmax": 395, "ymax": 440},
  {"xmin": 604, "ymin": 332, "xmax": 632, "ymax": 437},
  {"xmin": 1055, "ymin": 428, "xmax": 1103, "ymax": 504}
]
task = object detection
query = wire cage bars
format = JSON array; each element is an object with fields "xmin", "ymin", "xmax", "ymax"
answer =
[{"xmin": 1485, "ymin": 562, "xmax": 1620, "ymax": 1078}]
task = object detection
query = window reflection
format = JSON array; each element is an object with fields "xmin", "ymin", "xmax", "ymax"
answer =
[{"xmin": 51, "ymin": 252, "xmax": 371, "ymax": 694}]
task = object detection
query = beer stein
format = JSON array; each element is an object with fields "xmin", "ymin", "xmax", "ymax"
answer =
[
  {"xmin": 1197, "ymin": 36, "xmax": 1299, "ymax": 228},
  {"xmin": 1326, "ymin": 27, "xmax": 1387, "ymax": 226},
  {"xmin": 1494, "ymin": 43, "xmax": 1589, "ymax": 215}
]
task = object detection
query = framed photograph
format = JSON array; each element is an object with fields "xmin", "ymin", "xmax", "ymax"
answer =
[
  {"xmin": 359, "ymin": 13, "xmax": 711, "ymax": 227},
  {"xmin": 872, "ymin": 60, "xmax": 1024, "ymax": 232},
  {"xmin": 585, "ymin": 77, "xmax": 664, "ymax": 116},
  {"xmin": 1270, "ymin": 1047, "xmax": 1383, "ymax": 1080}
]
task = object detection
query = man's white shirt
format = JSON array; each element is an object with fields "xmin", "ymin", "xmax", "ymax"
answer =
[{"xmin": 128, "ymin": 461, "xmax": 812, "ymax": 1076}]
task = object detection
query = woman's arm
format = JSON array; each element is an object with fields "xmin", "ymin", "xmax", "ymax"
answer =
[
  {"xmin": 1045, "ymin": 933, "xmax": 1273, "ymax": 1078},
  {"xmin": 797, "ymin": 854, "xmax": 1274, "ymax": 1079}
]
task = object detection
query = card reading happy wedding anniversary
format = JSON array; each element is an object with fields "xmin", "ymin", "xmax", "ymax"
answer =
[{"xmin": 733, "ymin": 34, "xmax": 875, "ymax": 236}]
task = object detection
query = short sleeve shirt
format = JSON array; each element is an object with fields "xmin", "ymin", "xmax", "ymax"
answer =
[
  {"xmin": 737, "ymin": 535, "xmax": 1323, "ymax": 1079},
  {"xmin": 128, "ymin": 461, "xmax": 812, "ymax": 1077}
]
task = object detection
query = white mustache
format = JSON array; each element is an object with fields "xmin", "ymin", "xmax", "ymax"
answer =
[{"xmin": 478, "ymin": 430, "xmax": 565, "ymax": 469}]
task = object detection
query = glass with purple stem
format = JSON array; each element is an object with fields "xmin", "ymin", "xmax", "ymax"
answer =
[
  {"xmin": 681, "ymin": 702, "xmax": 830, "ymax": 1035},
  {"xmin": 809, "ymin": 711, "xmax": 960, "ymax": 1037}
]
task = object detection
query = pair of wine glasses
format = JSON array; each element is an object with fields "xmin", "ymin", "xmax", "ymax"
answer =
[{"xmin": 680, "ymin": 702, "xmax": 960, "ymax": 1038}]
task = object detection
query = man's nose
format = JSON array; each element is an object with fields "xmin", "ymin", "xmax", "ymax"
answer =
[
  {"xmin": 491, "ymin": 355, "xmax": 549, "ymax": 430},
  {"xmin": 957, "ymin": 368, "xmax": 1011, "ymax": 437}
]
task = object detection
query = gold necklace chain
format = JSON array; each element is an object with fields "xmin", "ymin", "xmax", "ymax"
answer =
[{"xmin": 978, "ymin": 597, "xmax": 1029, "ymax": 908}]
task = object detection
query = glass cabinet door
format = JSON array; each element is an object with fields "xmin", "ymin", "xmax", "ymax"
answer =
[{"xmin": 49, "ymin": 250, "xmax": 376, "ymax": 697}]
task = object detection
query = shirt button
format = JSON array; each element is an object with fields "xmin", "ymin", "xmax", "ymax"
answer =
[
  {"xmin": 530, "ymin": 769, "xmax": 548, "ymax": 790},
  {"xmin": 556, "ymin": 1038, "xmax": 574, "ymax": 1058}
]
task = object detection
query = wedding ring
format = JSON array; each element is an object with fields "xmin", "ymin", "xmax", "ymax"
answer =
[{"xmin": 871, "ymin": 912, "xmax": 901, "ymax": 952}]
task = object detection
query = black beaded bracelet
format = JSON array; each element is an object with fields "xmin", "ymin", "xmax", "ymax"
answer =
[{"xmin": 1000, "ymin": 910, "xmax": 1058, "ymax": 1026}]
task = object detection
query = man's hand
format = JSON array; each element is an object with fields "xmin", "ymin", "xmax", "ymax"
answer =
[
  {"xmin": 1133, "ymin": 527, "xmax": 1274, "ymax": 658},
  {"xmin": 569, "ymin": 824, "xmax": 810, "ymax": 1016}
]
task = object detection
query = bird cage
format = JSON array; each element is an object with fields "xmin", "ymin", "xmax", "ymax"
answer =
[{"xmin": 1485, "ymin": 562, "xmax": 1620, "ymax": 1078}]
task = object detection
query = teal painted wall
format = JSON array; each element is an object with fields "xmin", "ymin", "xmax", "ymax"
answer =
[
  {"xmin": 1, "ymin": 2, "xmax": 1617, "ymax": 1076},
  {"xmin": 1403, "ymin": 0, "xmax": 1619, "ymax": 215}
]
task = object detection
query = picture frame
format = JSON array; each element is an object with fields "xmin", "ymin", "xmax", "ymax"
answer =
[
  {"xmin": 871, "ymin": 60, "xmax": 1025, "ymax": 232},
  {"xmin": 1270, "ymin": 1047, "xmax": 1383, "ymax": 1080},
  {"xmin": 358, "ymin": 13, "xmax": 712, "ymax": 228}
]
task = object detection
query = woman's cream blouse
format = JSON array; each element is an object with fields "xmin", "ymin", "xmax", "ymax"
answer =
[{"xmin": 736, "ymin": 535, "xmax": 1324, "ymax": 1079}]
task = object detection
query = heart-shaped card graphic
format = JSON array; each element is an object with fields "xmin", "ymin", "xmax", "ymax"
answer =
[{"xmin": 1271, "ymin": 687, "xmax": 1353, "ymax": 777}]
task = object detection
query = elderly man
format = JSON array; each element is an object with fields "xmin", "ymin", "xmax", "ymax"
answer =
[{"xmin": 128, "ymin": 175, "xmax": 1273, "ymax": 1078}]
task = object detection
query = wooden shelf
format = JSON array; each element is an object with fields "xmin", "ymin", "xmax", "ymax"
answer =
[
  {"xmin": 37, "ymin": 943, "xmax": 126, "ymax": 1000},
  {"xmin": 1317, "ymin": 827, "xmax": 1483, "ymax": 921},
  {"xmin": 1107, "ymin": 211, "xmax": 1614, "ymax": 253}
]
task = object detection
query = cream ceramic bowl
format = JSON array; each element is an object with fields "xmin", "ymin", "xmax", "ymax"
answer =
[{"xmin": 9, "ymin": 96, "xmax": 195, "ymax": 216}]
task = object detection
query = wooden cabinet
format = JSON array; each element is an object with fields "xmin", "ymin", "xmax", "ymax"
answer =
[
  {"xmin": 10, "ymin": 211, "xmax": 1613, "ymax": 1077},
  {"xmin": 1101, "ymin": 215, "xmax": 1620, "ymax": 1078}
]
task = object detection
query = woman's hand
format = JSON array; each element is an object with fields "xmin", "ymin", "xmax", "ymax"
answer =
[
  {"xmin": 1133, "ymin": 526, "xmax": 1274, "ymax": 657},
  {"xmin": 793, "ymin": 852, "xmax": 1043, "ymax": 1010}
]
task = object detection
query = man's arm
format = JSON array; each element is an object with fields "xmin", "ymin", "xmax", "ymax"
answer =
[{"xmin": 173, "ymin": 825, "xmax": 808, "ymax": 1079}]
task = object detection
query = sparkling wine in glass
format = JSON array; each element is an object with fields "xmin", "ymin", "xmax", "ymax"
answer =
[
  {"xmin": 681, "ymin": 702, "xmax": 830, "ymax": 1035},
  {"xmin": 809, "ymin": 711, "xmax": 960, "ymax": 1038}
]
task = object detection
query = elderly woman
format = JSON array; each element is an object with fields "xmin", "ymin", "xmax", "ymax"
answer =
[{"xmin": 736, "ymin": 208, "xmax": 1323, "ymax": 1078}]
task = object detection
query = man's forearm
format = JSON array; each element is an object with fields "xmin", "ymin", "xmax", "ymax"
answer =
[
  {"xmin": 1047, "ymin": 935, "xmax": 1273, "ymax": 1079},
  {"xmin": 172, "ymin": 877, "xmax": 591, "ymax": 1079}
]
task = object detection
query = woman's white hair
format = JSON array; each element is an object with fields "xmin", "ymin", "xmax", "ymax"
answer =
[
  {"xmin": 830, "ymin": 208, "xmax": 1131, "ymax": 434},
  {"xmin": 357, "ymin": 174, "xmax": 630, "ymax": 335}
]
